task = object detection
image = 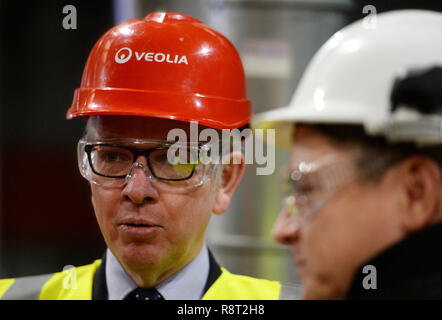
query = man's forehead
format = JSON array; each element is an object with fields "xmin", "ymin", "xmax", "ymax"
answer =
[
  {"xmin": 290, "ymin": 126, "xmax": 346, "ymax": 166},
  {"xmin": 86, "ymin": 115, "xmax": 192, "ymax": 140}
]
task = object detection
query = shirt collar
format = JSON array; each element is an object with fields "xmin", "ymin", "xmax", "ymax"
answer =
[{"xmin": 105, "ymin": 244, "xmax": 210, "ymax": 300}]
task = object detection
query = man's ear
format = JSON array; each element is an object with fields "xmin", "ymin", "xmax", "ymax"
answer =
[
  {"xmin": 394, "ymin": 156, "xmax": 441, "ymax": 233},
  {"xmin": 212, "ymin": 152, "xmax": 245, "ymax": 215}
]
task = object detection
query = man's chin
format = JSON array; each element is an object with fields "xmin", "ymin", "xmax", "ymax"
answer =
[
  {"xmin": 302, "ymin": 276, "xmax": 345, "ymax": 300},
  {"xmin": 117, "ymin": 242, "xmax": 164, "ymax": 269}
]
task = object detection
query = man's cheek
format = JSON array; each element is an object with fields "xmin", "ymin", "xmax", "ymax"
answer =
[
  {"xmin": 91, "ymin": 193, "xmax": 116, "ymax": 230},
  {"xmin": 303, "ymin": 222, "xmax": 334, "ymax": 268},
  {"xmin": 92, "ymin": 188, "xmax": 118, "ymax": 209}
]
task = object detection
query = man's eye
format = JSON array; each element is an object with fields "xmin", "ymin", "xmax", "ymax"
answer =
[
  {"xmin": 102, "ymin": 151, "xmax": 128, "ymax": 163},
  {"xmin": 293, "ymin": 183, "xmax": 315, "ymax": 195}
]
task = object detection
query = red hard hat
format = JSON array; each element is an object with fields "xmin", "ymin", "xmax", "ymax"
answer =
[{"xmin": 67, "ymin": 12, "xmax": 251, "ymax": 129}]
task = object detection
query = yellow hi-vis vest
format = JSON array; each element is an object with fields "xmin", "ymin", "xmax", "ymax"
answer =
[{"xmin": 0, "ymin": 260, "xmax": 299, "ymax": 300}]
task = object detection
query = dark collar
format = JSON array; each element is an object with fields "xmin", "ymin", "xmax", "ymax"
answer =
[
  {"xmin": 92, "ymin": 252, "xmax": 108, "ymax": 300},
  {"xmin": 347, "ymin": 222, "xmax": 442, "ymax": 299},
  {"xmin": 203, "ymin": 250, "xmax": 222, "ymax": 295},
  {"xmin": 92, "ymin": 248, "xmax": 222, "ymax": 300}
]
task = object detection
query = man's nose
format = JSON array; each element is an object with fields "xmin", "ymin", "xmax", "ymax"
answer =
[
  {"xmin": 122, "ymin": 156, "xmax": 160, "ymax": 204},
  {"xmin": 272, "ymin": 208, "xmax": 300, "ymax": 246}
]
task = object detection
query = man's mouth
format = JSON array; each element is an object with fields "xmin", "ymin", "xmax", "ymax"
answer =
[
  {"xmin": 295, "ymin": 260, "xmax": 307, "ymax": 277},
  {"xmin": 118, "ymin": 217, "xmax": 160, "ymax": 227},
  {"xmin": 293, "ymin": 248, "xmax": 307, "ymax": 277},
  {"xmin": 124, "ymin": 223, "xmax": 154, "ymax": 227},
  {"xmin": 118, "ymin": 219, "xmax": 162, "ymax": 238}
]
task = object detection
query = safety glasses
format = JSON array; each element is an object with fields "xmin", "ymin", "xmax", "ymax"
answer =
[
  {"xmin": 280, "ymin": 150, "xmax": 386, "ymax": 220},
  {"xmin": 77, "ymin": 138, "xmax": 218, "ymax": 190}
]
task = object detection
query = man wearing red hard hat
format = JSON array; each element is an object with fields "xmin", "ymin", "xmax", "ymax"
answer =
[{"xmin": 0, "ymin": 12, "xmax": 299, "ymax": 300}]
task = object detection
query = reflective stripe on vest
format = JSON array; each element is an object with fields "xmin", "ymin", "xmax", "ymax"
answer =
[
  {"xmin": 279, "ymin": 283, "xmax": 302, "ymax": 300},
  {"xmin": 0, "ymin": 274, "xmax": 52, "ymax": 300},
  {"xmin": 0, "ymin": 261, "xmax": 300, "ymax": 300},
  {"xmin": 0, "ymin": 260, "xmax": 101, "ymax": 300}
]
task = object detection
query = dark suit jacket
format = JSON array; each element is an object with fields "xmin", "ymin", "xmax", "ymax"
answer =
[{"xmin": 347, "ymin": 222, "xmax": 442, "ymax": 299}]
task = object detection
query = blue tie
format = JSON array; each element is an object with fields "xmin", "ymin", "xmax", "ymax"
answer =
[{"xmin": 124, "ymin": 287, "xmax": 164, "ymax": 300}]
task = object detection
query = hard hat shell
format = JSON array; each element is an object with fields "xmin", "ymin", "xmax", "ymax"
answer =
[
  {"xmin": 252, "ymin": 10, "xmax": 442, "ymax": 148},
  {"xmin": 67, "ymin": 12, "xmax": 251, "ymax": 129}
]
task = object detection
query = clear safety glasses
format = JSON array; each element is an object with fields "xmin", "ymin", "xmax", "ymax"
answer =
[
  {"xmin": 280, "ymin": 151, "xmax": 385, "ymax": 220},
  {"xmin": 77, "ymin": 138, "xmax": 217, "ymax": 190}
]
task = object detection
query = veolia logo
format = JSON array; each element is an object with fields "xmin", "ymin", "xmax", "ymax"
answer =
[
  {"xmin": 115, "ymin": 47, "xmax": 188, "ymax": 65},
  {"xmin": 115, "ymin": 47, "xmax": 133, "ymax": 64}
]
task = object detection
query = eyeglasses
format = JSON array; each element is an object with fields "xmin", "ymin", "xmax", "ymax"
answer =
[
  {"xmin": 77, "ymin": 138, "xmax": 217, "ymax": 190},
  {"xmin": 280, "ymin": 151, "xmax": 383, "ymax": 220}
]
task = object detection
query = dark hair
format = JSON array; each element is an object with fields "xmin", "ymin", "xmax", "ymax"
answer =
[{"xmin": 298, "ymin": 123, "xmax": 442, "ymax": 182}]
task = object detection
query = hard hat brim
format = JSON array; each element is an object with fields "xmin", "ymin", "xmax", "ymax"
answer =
[
  {"xmin": 252, "ymin": 102, "xmax": 386, "ymax": 149},
  {"xmin": 67, "ymin": 88, "xmax": 251, "ymax": 130}
]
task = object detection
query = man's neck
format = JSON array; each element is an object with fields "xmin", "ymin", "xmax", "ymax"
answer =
[
  {"xmin": 124, "ymin": 243, "xmax": 205, "ymax": 288},
  {"xmin": 106, "ymin": 242, "xmax": 210, "ymax": 300}
]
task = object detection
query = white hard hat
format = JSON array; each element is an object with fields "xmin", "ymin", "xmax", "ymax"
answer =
[{"xmin": 252, "ymin": 10, "xmax": 442, "ymax": 148}]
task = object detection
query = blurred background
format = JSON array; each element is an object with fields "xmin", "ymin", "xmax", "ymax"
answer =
[{"xmin": 1, "ymin": 0, "xmax": 441, "ymax": 285}]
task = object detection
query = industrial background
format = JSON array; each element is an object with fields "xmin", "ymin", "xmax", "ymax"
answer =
[{"xmin": 1, "ymin": 0, "xmax": 441, "ymax": 285}]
